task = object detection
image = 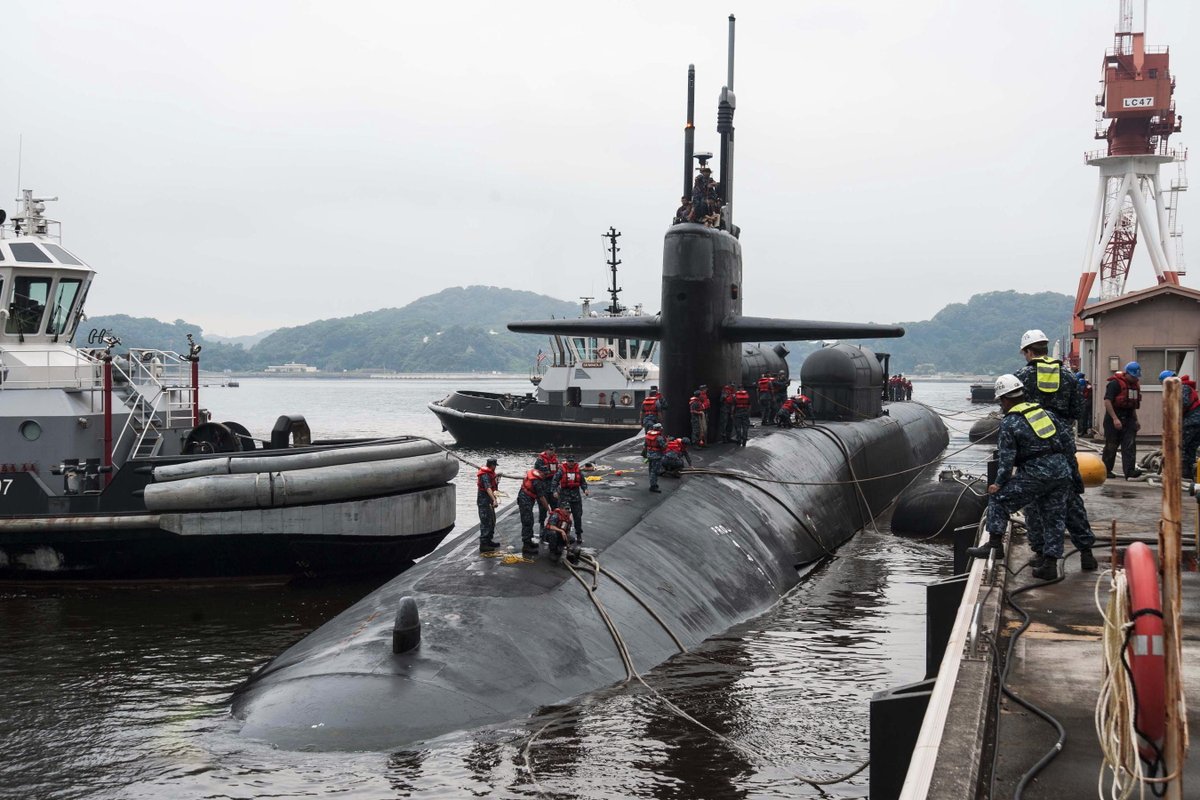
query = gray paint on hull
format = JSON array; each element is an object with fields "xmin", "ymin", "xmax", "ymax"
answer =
[{"xmin": 232, "ymin": 402, "xmax": 947, "ymax": 751}]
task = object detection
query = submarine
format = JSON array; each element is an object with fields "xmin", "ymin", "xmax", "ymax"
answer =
[{"xmin": 231, "ymin": 17, "xmax": 948, "ymax": 752}]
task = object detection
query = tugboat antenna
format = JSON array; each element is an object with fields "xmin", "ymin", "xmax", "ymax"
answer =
[{"xmin": 604, "ymin": 226, "xmax": 624, "ymax": 315}]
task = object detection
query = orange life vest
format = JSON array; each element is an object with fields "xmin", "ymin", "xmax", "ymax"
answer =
[
  {"xmin": 645, "ymin": 430, "xmax": 666, "ymax": 452},
  {"xmin": 734, "ymin": 389, "xmax": 751, "ymax": 409},
  {"xmin": 666, "ymin": 438, "xmax": 684, "ymax": 453},
  {"xmin": 641, "ymin": 395, "xmax": 659, "ymax": 414},
  {"xmin": 559, "ymin": 464, "xmax": 583, "ymax": 489},
  {"xmin": 689, "ymin": 396, "xmax": 704, "ymax": 414},
  {"xmin": 1110, "ymin": 372, "xmax": 1142, "ymax": 411},
  {"xmin": 544, "ymin": 507, "xmax": 572, "ymax": 530},
  {"xmin": 476, "ymin": 467, "xmax": 498, "ymax": 493},
  {"xmin": 1182, "ymin": 376, "xmax": 1200, "ymax": 414},
  {"xmin": 756, "ymin": 376, "xmax": 772, "ymax": 393},
  {"xmin": 520, "ymin": 469, "xmax": 543, "ymax": 498}
]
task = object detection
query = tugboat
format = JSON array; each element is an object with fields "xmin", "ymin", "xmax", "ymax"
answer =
[
  {"xmin": 428, "ymin": 227, "xmax": 789, "ymax": 447},
  {"xmin": 0, "ymin": 192, "xmax": 457, "ymax": 582}
]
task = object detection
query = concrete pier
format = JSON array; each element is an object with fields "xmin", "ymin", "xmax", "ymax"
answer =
[{"xmin": 901, "ymin": 477, "xmax": 1200, "ymax": 799}]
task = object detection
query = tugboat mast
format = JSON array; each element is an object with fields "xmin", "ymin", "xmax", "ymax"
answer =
[{"xmin": 604, "ymin": 226, "xmax": 624, "ymax": 315}]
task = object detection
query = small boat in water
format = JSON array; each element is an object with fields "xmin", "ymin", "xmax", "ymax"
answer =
[
  {"xmin": 0, "ymin": 192, "xmax": 457, "ymax": 583},
  {"xmin": 429, "ymin": 228, "xmax": 662, "ymax": 448}
]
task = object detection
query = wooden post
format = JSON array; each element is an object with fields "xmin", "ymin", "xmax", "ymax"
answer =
[{"xmin": 1160, "ymin": 377, "xmax": 1185, "ymax": 800}]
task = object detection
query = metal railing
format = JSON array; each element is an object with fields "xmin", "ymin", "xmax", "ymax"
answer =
[
  {"xmin": 1084, "ymin": 145, "xmax": 1187, "ymax": 163},
  {"xmin": 0, "ymin": 346, "xmax": 105, "ymax": 392},
  {"xmin": 109, "ymin": 349, "xmax": 196, "ymax": 458}
]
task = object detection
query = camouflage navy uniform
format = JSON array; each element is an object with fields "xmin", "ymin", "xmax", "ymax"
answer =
[
  {"xmin": 1014, "ymin": 357, "xmax": 1084, "ymax": 424},
  {"xmin": 1014, "ymin": 358, "xmax": 1095, "ymax": 556},
  {"xmin": 533, "ymin": 451, "xmax": 559, "ymax": 527},
  {"xmin": 476, "ymin": 467, "xmax": 499, "ymax": 548},
  {"xmin": 987, "ymin": 405, "xmax": 1073, "ymax": 559},
  {"xmin": 555, "ymin": 464, "xmax": 588, "ymax": 540},
  {"xmin": 1183, "ymin": 383, "xmax": 1200, "ymax": 479}
]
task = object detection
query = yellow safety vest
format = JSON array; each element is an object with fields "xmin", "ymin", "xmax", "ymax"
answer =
[
  {"xmin": 1034, "ymin": 357, "xmax": 1061, "ymax": 393},
  {"xmin": 1009, "ymin": 402, "xmax": 1057, "ymax": 439}
]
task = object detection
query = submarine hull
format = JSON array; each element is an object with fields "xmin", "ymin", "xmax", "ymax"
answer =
[{"xmin": 232, "ymin": 402, "xmax": 947, "ymax": 751}]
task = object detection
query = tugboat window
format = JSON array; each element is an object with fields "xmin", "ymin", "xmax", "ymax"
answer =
[
  {"xmin": 618, "ymin": 339, "xmax": 627, "ymax": 359},
  {"xmin": 6, "ymin": 276, "xmax": 51, "ymax": 335},
  {"xmin": 20, "ymin": 420, "xmax": 42, "ymax": 441},
  {"xmin": 43, "ymin": 244, "xmax": 84, "ymax": 266},
  {"xmin": 47, "ymin": 279, "xmax": 82, "ymax": 335},
  {"xmin": 9, "ymin": 243, "xmax": 53, "ymax": 263}
]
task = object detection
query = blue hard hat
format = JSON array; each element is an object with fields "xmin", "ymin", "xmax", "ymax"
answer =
[
  {"xmin": 1125, "ymin": 361, "xmax": 1141, "ymax": 378},
  {"xmin": 1160, "ymin": 369, "xmax": 1176, "ymax": 381}
]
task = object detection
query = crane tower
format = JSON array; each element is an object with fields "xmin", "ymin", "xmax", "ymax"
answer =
[{"xmin": 1071, "ymin": 0, "xmax": 1187, "ymax": 367}]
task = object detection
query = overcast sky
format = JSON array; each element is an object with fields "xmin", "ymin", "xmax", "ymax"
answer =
[{"xmin": 3, "ymin": 0, "xmax": 1196, "ymax": 337}]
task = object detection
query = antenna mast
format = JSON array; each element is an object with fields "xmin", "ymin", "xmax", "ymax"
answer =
[
  {"xmin": 603, "ymin": 226, "xmax": 624, "ymax": 315},
  {"xmin": 717, "ymin": 15, "xmax": 737, "ymax": 226}
]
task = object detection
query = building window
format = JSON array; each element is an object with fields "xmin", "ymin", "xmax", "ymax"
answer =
[
  {"xmin": 1149, "ymin": 68, "xmax": 1158, "ymax": 79},
  {"xmin": 1135, "ymin": 347, "xmax": 1196, "ymax": 384}
]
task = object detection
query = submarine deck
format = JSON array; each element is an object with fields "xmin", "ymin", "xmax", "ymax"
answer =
[{"xmin": 912, "ymin": 477, "xmax": 1200, "ymax": 799}]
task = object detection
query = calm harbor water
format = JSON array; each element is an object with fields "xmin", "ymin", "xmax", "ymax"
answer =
[{"xmin": 0, "ymin": 378, "xmax": 994, "ymax": 799}]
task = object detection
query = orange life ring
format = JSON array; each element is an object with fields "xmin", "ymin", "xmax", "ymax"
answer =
[
  {"xmin": 1125, "ymin": 541, "xmax": 1166, "ymax": 759},
  {"xmin": 597, "ymin": 347, "xmax": 612, "ymax": 360},
  {"xmin": 620, "ymin": 393, "xmax": 632, "ymax": 406}
]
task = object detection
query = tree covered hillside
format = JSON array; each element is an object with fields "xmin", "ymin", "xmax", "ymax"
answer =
[
  {"xmin": 249, "ymin": 287, "xmax": 581, "ymax": 372},
  {"xmin": 852, "ymin": 291, "xmax": 1074, "ymax": 375},
  {"xmin": 84, "ymin": 288, "xmax": 1074, "ymax": 376},
  {"xmin": 75, "ymin": 314, "xmax": 257, "ymax": 370}
]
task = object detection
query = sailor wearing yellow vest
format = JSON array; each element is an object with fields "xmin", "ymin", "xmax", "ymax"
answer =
[
  {"xmin": 1013, "ymin": 329, "xmax": 1097, "ymax": 571},
  {"xmin": 1014, "ymin": 330, "xmax": 1084, "ymax": 425},
  {"xmin": 967, "ymin": 374, "xmax": 1077, "ymax": 580}
]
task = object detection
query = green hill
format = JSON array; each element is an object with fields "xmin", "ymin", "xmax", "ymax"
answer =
[
  {"xmin": 851, "ymin": 290, "xmax": 1074, "ymax": 375},
  {"xmin": 249, "ymin": 287, "xmax": 582, "ymax": 372},
  {"xmin": 74, "ymin": 314, "xmax": 257, "ymax": 370},
  {"xmin": 84, "ymin": 288, "xmax": 1075, "ymax": 376},
  {"xmin": 85, "ymin": 287, "xmax": 582, "ymax": 373}
]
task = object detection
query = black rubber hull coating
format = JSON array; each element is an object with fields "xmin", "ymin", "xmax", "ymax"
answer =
[{"xmin": 231, "ymin": 402, "xmax": 948, "ymax": 751}]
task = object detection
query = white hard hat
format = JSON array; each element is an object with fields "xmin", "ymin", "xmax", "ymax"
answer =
[
  {"xmin": 994, "ymin": 374, "xmax": 1025, "ymax": 399},
  {"xmin": 1019, "ymin": 329, "xmax": 1049, "ymax": 350}
]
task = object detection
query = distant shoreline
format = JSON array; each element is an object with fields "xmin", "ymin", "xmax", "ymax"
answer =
[{"xmin": 215, "ymin": 372, "xmax": 530, "ymax": 381}]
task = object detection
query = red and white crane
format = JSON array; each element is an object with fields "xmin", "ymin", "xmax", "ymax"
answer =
[{"xmin": 1071, "ymin": 0, "xmax": 1187, "ymax": 367}]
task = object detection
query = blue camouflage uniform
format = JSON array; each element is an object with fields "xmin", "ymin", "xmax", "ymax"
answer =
[
  {"xmin": 1183, "ymin": 383, "xmax": 1200, "ymax": 479},
  {"xmin": 1014, "ymin": 357, "xmax": 1095, "ymax": 555},
  {"xmin": 1014, "ymin": 357, "xmax": 1084, "ymax": 424},
  {"xmin": 476, "ymin": 467, "xmax": 499, "ymax": 546},
  {"xmin": 986, "ymin": 404, "xmax": 1074, "ymax": 559}
]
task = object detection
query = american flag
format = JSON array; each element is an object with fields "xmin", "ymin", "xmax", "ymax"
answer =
[{"xmin": 536, "ymin": 349, "xmax": 546, "ymax": 365}]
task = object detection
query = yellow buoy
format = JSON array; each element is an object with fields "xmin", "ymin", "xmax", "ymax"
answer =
[{"xmin": 1077, "ymin": 451, "xmax": 1107, "ymax": 488}]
